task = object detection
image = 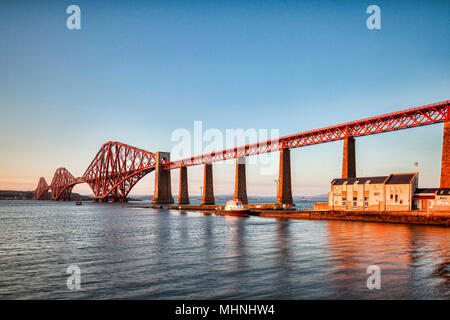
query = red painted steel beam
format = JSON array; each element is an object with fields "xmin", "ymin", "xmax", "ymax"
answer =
[
  {"xmin": 163, "ymin": 100, "xmax": 449, "ymax": 170},
  {"xmin": 50, "ymin": 167, "xmax": 83, "ymax": 200},
  {"xmin": 38, "ymin": 100, "xmax": 448, "ymax": 200},
  {"xmin": 82, "ymin": 141, "xmax": 156, "ymax": 199},
  {"xmin": 35, "ymin": 177, "xmax": 51, "ymax": 200},
  {"xmin": 42, "ymin": 142, "xmax": 157, "ymax": 201}
]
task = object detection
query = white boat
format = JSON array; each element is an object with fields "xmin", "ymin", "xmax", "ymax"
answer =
[{"xmin": 216, "ymin": 199, "xmax": 250, "ymax": 216}]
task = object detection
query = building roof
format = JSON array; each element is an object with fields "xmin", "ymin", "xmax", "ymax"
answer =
[
  {"xmin": 415, "ymin": 188, "xmax": 450, "ymax": 195},
  {"xmin": 415, "ymin": 188, "xmax": 439, "ymax": 194},
  {"xmin": 436, "ymin": 188, "xmax": 450, "ymax": 195},
  {"xmin": 331, "ymin": 176, "xmax": 389, "ymax": 185},
  {"xmin": 385, "ymin": 173, "xmax": 417, "ymax": 185},
  {"xmin": 331, "ymin": 173, "xmax": 417, "ymax": 186}
]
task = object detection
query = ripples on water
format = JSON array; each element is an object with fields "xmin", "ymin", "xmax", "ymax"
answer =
[{"xmin": 0, "ymin": 200, "xmax": 448, "ymax": 299}]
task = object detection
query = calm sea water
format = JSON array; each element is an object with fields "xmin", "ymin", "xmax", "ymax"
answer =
[{"xmin": 0, "ymin": 200, "xmax": 448, "ymax": 299}]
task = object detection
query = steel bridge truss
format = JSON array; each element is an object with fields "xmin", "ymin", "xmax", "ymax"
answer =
[
  {"xmin": 45, "ymin": 142, "xmax": 156, "ymax": 201},
  {"xmin": 163, "ymin": 100, "xmax": 449, "ymax": 169},
  {"xmin": 35, "ymin": 177, "xmax": 51, "ymax": 200},
  {"xmin": 35, "ymin": 100, "xmax": 449, "ymax": 200}
]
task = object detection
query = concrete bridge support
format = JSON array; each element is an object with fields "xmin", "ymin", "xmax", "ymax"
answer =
[
  {"xmin": 201, "ymin": 163, "xmax": 215, "ymax": 205},
  {"xmin": 441, "ymin": 120, "xmax": 450, "ymax": 188},
  {"xmin": 342, "ymin": 136, "xmax": 356, "ymax": 178},
  {"xmin": 152, "ymin": 152, "xmax": 174, "ymax": 204},
  {"xmin": 277, "ymin": 148, "xmax": 293, "ymax": 205},
  {"xmin": 234, "ymin": 156, "xmax": 248, "ymax": 204},
  {"xmin": 177, "ymin": 166, "xmax": 190, "ymax": 204}
]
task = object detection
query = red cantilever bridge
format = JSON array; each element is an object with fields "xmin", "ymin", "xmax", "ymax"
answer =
[
  {"xmin": 35, "ymin": 100, "xmax": 450, "ymax": 203},
  {"xmin": 35, "ymin": 143, "xmax": 158, "ymax": 201}
]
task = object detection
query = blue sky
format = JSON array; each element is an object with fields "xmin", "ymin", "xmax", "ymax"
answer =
[{"xmin": 0, "ymin": 0, "xmax": 449, "ymax": 196}]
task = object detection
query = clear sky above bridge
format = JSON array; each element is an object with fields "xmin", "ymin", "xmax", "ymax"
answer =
[{"xmin": 0, "ymin": 0, "xmax": 449, "ymax": 196}]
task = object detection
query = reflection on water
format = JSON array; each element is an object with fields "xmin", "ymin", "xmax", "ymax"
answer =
[
  {"xmin": 0, "ymin": 200, "xmax": 448, "ymax": 299},
  {"xmin": 325, "ymin": 222, "xmax": 449, "ymax": 299},
  {"xmin": 274, "ymin": 219, "xmax": 293, "ymax": 298}
]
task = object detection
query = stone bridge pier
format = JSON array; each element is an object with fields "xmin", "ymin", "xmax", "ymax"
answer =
[
  {"xmin": 201, "ymin": 163, "xmax": 215, "ymax": 205},
  {"xmin": 277, "ymin": 148, "xmax": 293, "ymax": 205},
  {"xmin": 233, "ymin": 156, "xmax": 248, "ymax": 204},
  {"xmin": 177, "ymin": 166, "xmax": 190, "ymax": 204},
  {"xmin": 441, "ymin": 120, "xmax": 450, "ymax": 188},
  {"xmin": 152, "ymin": 152, "xmax": 174, "ymax": 204},
  {"xmin": 342, "ymin": 136, "xmax": 356, "ymax": 178}
]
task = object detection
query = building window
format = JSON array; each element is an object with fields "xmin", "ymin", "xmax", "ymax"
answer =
[
  {"xmin": 395, "ymin": 195, "xmax": 398, "ymax": 202},
  {"xmin": 416, "ymin": 200, "xmax": 421, "ymax": 210},
  {"xmin": 390, "ymin": 194, "xmax": 393, "ymax": 200}
]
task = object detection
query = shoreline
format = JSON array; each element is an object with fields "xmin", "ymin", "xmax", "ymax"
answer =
[
  {"xmin": 133, "ymin": 204, "xmax": 450, "ymax": 227},
  {"xmin": 257, "ymin": 210, "xmax": 450, "ymax": 226}
]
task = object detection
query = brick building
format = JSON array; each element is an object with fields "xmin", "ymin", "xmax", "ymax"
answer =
[
  {"xmin": 327, "ymin": 173, "xmax": 418, "ymax": 211},
  {"xmin": 412, "ymin": 188, "xmax": 450, "ymax": 211}
]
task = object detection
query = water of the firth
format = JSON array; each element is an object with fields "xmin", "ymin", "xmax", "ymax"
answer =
[{"xmin": 0, "ymin": 200, "xmax": 448, "ymax": 299}]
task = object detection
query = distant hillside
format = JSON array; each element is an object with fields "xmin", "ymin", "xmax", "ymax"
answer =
[
  {"xmin": 296, "ymin": 194, "xmax": 328, "ymax": 201},
  {"xmin": 0, "ymin": 190, "xmax": 327, "ymax": 202},
  {"xmin": 0, "ymin": 190, "xmax": 35, "ymax": 200},
  {"xmin": 0, "ymin": 190, "xmax": 91, "ymax": 201}
]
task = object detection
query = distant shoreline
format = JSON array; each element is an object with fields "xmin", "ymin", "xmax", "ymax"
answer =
[
  {"xmin": 0, "ymin": 190, "xmax": 91, "ymax": 201},
  {"xmin": 0, "ymin": 190, "xmax": 328, "ymax": 202}
]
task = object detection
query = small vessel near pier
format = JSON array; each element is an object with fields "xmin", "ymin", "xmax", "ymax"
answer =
[{"xmin": 215, "ymin": 200, "xmax": 250, "ymax": 217}]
